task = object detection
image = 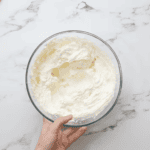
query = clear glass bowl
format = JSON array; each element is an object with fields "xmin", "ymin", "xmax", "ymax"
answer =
[{"xmin": 25, "ymin": 30, "xmax": 123, "ymax": 127}]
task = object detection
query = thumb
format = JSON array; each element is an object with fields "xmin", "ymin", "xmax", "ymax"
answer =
[{"xmin": 53, "ymin": 115, "xmax": 73, "ymax": 129}]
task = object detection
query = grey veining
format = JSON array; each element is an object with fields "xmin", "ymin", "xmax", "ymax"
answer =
[
  {"xmin": 0, "ymin": 0, "xmax": 45, "ymax": 37},
  {"xmin": 0, "ymin": 0, "xmax": 150, "ymax": 150}
]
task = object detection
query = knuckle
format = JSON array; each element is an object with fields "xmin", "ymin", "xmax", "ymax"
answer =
[{"xmin": 67, "ymin": 138, "xmax": 71, "ymax": 144}]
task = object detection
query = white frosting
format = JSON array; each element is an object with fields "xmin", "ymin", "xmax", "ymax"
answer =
[{"xmin": 31, "ymin": 37, "xmax": 116, "ymax": 119}]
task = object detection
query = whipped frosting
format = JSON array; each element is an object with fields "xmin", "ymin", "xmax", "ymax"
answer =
[{"xmin": 31, "ymin": 37, "xmax": 116, "ymax": 119}]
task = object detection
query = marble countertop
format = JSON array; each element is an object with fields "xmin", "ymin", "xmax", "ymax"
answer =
[{"xmin": 0, "ymin": 0, "xmax": 150, "ymax": 149}]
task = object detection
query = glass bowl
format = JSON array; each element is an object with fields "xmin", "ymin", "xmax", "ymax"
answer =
[{"xmin": 25, "ymin": 30, "xmax": 123, "ymax": 127}]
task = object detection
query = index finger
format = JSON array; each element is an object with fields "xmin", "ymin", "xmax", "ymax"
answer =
[{"xmin": 53, "ymin": 115, "xmax": 73, "ymax": 129}]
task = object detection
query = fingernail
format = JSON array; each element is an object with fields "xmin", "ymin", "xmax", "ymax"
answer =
[
  {"xmin": 81, "ymin": 127, "xmax": 87, "ymax": 130},
  {"xmin": 69, "ymin": 115, "xmax": 73, "ymax": 118}
]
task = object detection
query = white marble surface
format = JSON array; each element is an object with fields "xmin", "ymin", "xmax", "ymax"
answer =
[{"xmin": 0, "ymin": 0, "xmax": 150, "ymax": 149}]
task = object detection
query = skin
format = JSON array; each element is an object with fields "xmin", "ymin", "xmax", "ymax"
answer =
[{"xmin": 35, "ymin": 115, "xmax": 87, "ymax": 150}]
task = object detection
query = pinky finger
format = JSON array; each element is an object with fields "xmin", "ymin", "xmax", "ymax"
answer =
[{"xmin": 68, "ymin": 127, "xmax": 87, "ymax": 145}]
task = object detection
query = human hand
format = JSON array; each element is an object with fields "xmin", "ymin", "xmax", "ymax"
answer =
[{"xmin": 35, "ymin": 115, "xmax": 87, "ymax": 150}]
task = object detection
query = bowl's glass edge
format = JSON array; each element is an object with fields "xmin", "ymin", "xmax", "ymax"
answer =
[{"xmin": 25, "ymin": 30, "xmax": 123, "ymax": 127}]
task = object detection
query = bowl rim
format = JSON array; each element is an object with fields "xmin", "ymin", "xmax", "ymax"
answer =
[{"xmin": 25, "ymin": 30, "xmax": 123, "ymax": 127}]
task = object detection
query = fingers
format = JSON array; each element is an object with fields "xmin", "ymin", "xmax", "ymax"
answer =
[
  {"xmin": 63, "ymin": 127, "xmax": 80, "ymax": 137},
  {"xmin": 68, "ymin": 127, "xmax": 87, "ymax": 145},
  {"xmin": 53, "ymin": 115, "xmax": 73, "ymax": 129}
]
